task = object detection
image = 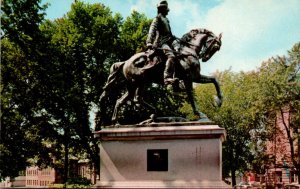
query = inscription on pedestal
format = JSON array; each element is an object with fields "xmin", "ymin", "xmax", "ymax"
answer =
[
  {"xmin": 147, "ymin": 149, "xmax": 168, "ymax": 171},
  {"xmin": 195, "ymin": 146, "xmax": 202, "ymax": 165}
]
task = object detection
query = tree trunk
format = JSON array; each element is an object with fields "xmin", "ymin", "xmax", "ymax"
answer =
[
  {"xmin": 231, "ymin": 168, "xmax": 236, "ymax": 187},
  {"xmin": 63, "ymin": 129, "xmax": 69, "ymax": 188}
]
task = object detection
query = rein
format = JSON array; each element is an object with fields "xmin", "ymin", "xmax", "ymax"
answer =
[
  {"xmin": 174, "ymin": 36, "xmax": 202, "ymax": 49},
  {"xmin": 174, "ymin": 36, "xmax": 211, "ymax": 59},
  {"xmin": 155, "ymin": 34, "xmax": 218, "ymax": 60},
  {"xmin": 156, "ymin": 47, "xmax": 200, "ymax": 59},
  {"xmin": 175, "ymin": 36, "xmax": 208, "ymax": 59}
]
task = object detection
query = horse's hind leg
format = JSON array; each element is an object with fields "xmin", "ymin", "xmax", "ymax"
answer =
[
  {"xmin": 103, "ymin": 62, "xmax": 124, "ymax": 90},
  {"xmin": 99, "ymin": 90, "xmax": 108, "ymax": 105},
  {"xmin": 111, "ymin": 86, "xmax": 136, "ymax": 125},
  {"xmin": 134, "ymin": 87, "xmax": 156, "ymax": 114},
  {"xmin": 98, "ymin": 87, "xmax": 113, "ymax": 128}
]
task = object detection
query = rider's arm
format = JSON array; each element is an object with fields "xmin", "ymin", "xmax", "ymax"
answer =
[{"xmin": 146, "ymin": 16, "xmax": 160, "ymax": 47}]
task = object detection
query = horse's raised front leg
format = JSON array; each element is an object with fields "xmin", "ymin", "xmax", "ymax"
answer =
[
  {"xmin": 112, "ymin": 87, "xmax": 135, "ymax": 125},
  {"xmin": 195, "ymin": 74, "xmax": 223, "ymax": 107},
  {"xmin": 183, "ymin": 79, "xmax": 204, "ymax": 118}
]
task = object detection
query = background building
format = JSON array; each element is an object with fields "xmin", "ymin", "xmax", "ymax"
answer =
[
  {"xmin": 0, "ymin": 159, "xmax": 95, "ymax": 188},
  {"xmin": 265, "ymin": 108, "xmax": 298, "ymax": 188}
]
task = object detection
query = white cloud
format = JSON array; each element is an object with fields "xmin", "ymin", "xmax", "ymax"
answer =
[
  {"xmin": 170, "ymin": 0, "xmax": 201, "ymax": 17},
  {"xmin": 182, "ymin": 0, "xmax": 300, "ymax": 73},
  {"xmin": 130, "ymin": 0, "xmax": 157, "ymax": 15}
]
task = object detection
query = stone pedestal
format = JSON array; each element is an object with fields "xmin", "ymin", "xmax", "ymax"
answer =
[{"xmin": 94, "ymin": 122, "xmax": 230, "ymax": 188}]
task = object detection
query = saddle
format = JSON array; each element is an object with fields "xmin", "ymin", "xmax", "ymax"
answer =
[{"xmin": 132, "ymin": 49, "xmax": 162, "ymax": 71}]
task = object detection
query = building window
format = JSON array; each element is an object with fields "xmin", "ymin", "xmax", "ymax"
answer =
[
  {"xmin": 275, "ymin": 171, "xmax": 282, "ymax": 182},
  {"xmin": 147, "ymin": 149, "xmax": 168, "ymax": 171},
  {"xmin": 42, "ymin": 168, "xmax": 51, "ymax": 175},
  {"xmin": 290, "ymin": 171, "xmax": 295, "ymax": 183}
]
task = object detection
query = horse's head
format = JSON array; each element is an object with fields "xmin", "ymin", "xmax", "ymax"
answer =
[
  {"xmin": 201, "ymin": 32, "xmax": 222, "ymax": 62},
  {"xmin": 180, "ymin": 29, "xmax": 222, "ymax": 62}
]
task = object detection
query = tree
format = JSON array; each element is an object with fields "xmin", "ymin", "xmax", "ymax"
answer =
[
  {"xmin": 0, "ymin": 0, "xmax": 54, "ymax": 180},
  {"xmin": 254, "ymin": 42, "xmax": 300, "ymax": 184},
  {"xmin": 1, "ymin": 0, "xmax": 122, "ymax": 182},
  {"xmin": 1, "ymin": 0, "xmax": 47, "ymax": 57},
  {"xmin": 117, "ymin": 11, "xmax": 151, "ymax": 60},
  {"xmin": 36, "ymin": 1, "xmax": 123, "ymax": 182}
]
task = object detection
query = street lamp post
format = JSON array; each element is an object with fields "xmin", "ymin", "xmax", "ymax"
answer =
[{"xmin": 297, "ymin": 129, "xmax": 300, "ymax": 184}]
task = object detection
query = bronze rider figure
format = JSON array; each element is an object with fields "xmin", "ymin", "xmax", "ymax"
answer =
[{"xmin": 146, "ymin": 0, "xmax": 179, "ymax": 85}]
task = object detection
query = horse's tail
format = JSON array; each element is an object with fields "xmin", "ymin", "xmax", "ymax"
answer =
[
  {"xmin": 110, "ymin": 61, "xmax": 125, "ymax": 74},
  {"xmin": 102, "ymin": 61, "xmax": 125, "ymax": 91},
  {"xmin": 98, "ymin": 62, "xmax": 125, "ymax": 127}
]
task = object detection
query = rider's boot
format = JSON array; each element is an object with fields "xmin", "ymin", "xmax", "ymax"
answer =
[{"xmin": 164, "ymin": 57, "xmax": 178, "ymax": 86}]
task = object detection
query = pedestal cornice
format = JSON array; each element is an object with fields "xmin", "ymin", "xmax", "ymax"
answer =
[{"xmin": 94, "ymin": 122, "xmax": 226, "ymax": 141}]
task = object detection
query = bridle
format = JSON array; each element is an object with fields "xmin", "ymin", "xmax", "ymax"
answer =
[
  {"xmin": 175, "ymin": 33, "xmax": 221, "ymax": 59},
  {"xmin": 198, "ymin": 35, "xmax": 221, "ymax": 59}
]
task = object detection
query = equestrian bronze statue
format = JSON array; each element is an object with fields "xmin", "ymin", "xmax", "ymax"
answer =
[{"xmin": 99, "ymin": 28, "xmax": 223, "ymax": 125}]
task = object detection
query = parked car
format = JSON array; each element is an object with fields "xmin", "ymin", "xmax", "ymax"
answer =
[
  {"xmin": 233, "ymin": 181, "xmax": 262, "ymax": 189},
  {"xmin": 284, "ymin": 183, "xmax": 300, "ymax": 189},
  {"xmin": 233, "ymin": 182, "xmax": 253, "ymax": 189}
]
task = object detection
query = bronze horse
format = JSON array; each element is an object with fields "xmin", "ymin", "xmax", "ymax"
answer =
[{"xmin": 99, "ymin": 28, "xmax": 223, "ymax": 125}]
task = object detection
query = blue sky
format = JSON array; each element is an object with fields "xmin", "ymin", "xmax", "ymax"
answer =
[{"xmin": 42, "ymin": 0, "xmax": 300, "ymax": 75}]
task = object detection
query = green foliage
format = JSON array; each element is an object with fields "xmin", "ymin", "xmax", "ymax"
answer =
[
  {"xmin": 33, "ymin": 0, "xmax": 126, "ymax": 177},
  {"xmin": 117, "ymin": 11, "xmax": 151, "ymax": 60},
  {"xmin": 205, "ymin": 71, "xmax": 257, "ymax": 180},
  {"xmin": 0, "ymin": 38, "xmax": 62, "ymax": 178},
  {"xmin": 253, "ymin": 42, "xmax": 300, "ymax": 177},
  {"xmin": 1, "ymin": 0, "xmax": 52, "ymax": 179},
  {"xmin": 1, "ymin": 0, "xmax": 122, "ymax": 180},
  {"xmin": 49, "ymin": 182, "xmax": 91, "ymax": 188},
  {"xmin": 67, "ymin": 175, "xmax": 91, "ymax": 185}
]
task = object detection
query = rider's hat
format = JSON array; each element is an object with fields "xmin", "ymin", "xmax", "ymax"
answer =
[{"xmin": 157, "ymin": 0, "xmax": 169, "ymax": 10}]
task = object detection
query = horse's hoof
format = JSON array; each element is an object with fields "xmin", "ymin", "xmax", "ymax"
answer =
[
  {"xmin": 193, "ymin": 111, "xmax": 207, "ymax": 118},
  {"xmin": 111, "ymin": 118, "xmax": 120, "ymax": 126},
  {"xmin": 150, "ymin": 114, "xmax": 156, "ymax": 120},
  {"xmin": 194, "ymin": 111, "xmax": 211, "ymax": 122},
  {"xmin": 112, "ymin": 121, "xmax": 120, "ymax": 126},
  {"xmin": 199, "ymin": 112, "xmax": 208, "ymax": 119},
  {"xmin": 213, "ymin": 95, "xmax": 222, "ymax": 107}
]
